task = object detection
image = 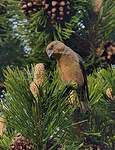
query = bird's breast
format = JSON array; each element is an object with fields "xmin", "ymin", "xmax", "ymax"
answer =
[{"xmin": 57, "ymin": 55, "xmax": 84, "ymax": 85}]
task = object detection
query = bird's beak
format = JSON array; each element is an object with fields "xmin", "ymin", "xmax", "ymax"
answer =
[{"xmin": 46, "ymin": 49, "xmax": 53, "ymax": 58}]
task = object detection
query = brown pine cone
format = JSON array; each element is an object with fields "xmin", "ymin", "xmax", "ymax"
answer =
[
  {"xmin": 33, "ymin": 63, "xmax": 45, "ymax": 85},
  {"xmin": 30, "ymin": 63, "xmax": 45, "ymax": 97},
  {"xmin": 10, "ymin": 134, "xmax": 33, "ymax": 150},
  {"xmin": 42, "ymin": 0, "xmax": 71, "ymax": 24},
  {"xmin": 20, "ymin": 0, "xmax": 42, "ymax": 16}
]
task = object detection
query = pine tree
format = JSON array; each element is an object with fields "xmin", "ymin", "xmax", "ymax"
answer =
[
  {"xmin": 15, "ymin": 0, "xmax": 115, "ymax": 68},
  {"xmin": 0, "ymin": 0, "xmax": 115, "ymax": 149},
  {"xmin": 0, "ymin": 0, "xmax": 28, "ymax": 94},
  {"xmin": 0, "ymin": 66, "xmax": 115, "ymax": 149}
]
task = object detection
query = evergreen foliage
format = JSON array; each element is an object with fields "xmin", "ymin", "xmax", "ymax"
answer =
[
  {"xmin": 1, "ymin": 67, "xmax": 76, "ymax": 149},
  {"xmin": 15, "ymin": 0, "xmax": 115, "ymax": 63},
  {"xmin": 0, "ymin": 0, "xmax": 115, "ymax": 149},
  {"xmin": 0, "ymin": 0, "xmax": 27, "ymax": 81},
  {"xmin": 0, "ymin": 67, "xmax": 114, "ymax": 149}
]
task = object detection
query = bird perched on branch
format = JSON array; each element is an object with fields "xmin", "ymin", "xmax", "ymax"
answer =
[{"xmin": 46, "ymin": 41, "xmax": 90, "ymax": 113}]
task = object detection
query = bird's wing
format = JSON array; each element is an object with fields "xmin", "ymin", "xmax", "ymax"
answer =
[{"xmin": 79, "ymin": 60, "xmax": 89, "ymax": 101}]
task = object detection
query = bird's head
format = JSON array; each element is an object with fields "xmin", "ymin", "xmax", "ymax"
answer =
[{"xmin": 46, "ymin": 41, "xmax": 65, "ymax": 59}]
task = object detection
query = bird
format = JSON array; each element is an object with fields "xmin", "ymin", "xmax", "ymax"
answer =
[{"xmin": 46, "ymin": 41, "xmax": 90, "ymax": 113}]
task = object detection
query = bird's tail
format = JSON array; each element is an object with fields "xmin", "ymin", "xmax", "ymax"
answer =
[
  {"xmin": 79, "ymin": 100, "xmax": 90, "ymax": 113},
  {"xmin": 77, "ymin": 85, "xmax": 90, "ymax": 113},
  {"xmin": 77, "ymin": 61, "xmax": 90, "ymax": 113}
]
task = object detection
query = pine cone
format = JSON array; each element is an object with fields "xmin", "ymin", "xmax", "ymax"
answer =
[
  {"xmin": 20, "ymin": 0, "xmax": 42, "ymax": 16},
  {"xmin": 30, "ymin": 63, "xmax": 45, "ymax": 97},
  {"xmin": 42, "ymin": 0, "xmax": 71, "ymax": 24},
  {"xmin": 10, "ymin": 134, "xmax": 33, "ymax": 150},
  {"xmin": 33, "ymin": 63, "xmax": 45, "ymax": 85},
  {"xmin": 106, "ymin": 88, "xmax": 115, "ymax": 101},
  {"xmin": 0, "ymin": 117, "xmax": 6, "ymax": 136},
  {"xmin": 30, "ymin": 81, "xmax": 38, "ymax": 97}
]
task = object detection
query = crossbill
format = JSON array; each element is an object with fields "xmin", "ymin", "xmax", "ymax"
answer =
[{"xmin": 46, "ymin": 41, "xmax": 90, "ymax": 113}]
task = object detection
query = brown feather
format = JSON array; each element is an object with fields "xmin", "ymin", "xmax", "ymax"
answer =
[
  {"xmin": 46, "ymin": 41, "xmax": 90, "ymax": 112},
  {"xmin": 46, "ymin": 41, "xmax": 90, "ymax": 136}
]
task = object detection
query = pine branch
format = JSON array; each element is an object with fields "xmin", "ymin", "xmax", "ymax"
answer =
[{"xmin": 2, "ymin": 67, "xmax": 77, "ymax": 149}]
